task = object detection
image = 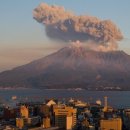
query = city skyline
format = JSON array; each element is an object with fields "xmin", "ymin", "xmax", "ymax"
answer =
[{"xmin": 0, "ymin": 0, "xmax": 130, "ymax": 72}]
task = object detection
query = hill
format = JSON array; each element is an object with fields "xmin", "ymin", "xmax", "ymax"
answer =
[{"xmin": 0, "ymin": 45, "xmax": 130, "ymax": 90}]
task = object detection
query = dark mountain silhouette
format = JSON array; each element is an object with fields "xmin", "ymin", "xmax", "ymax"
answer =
[{"xmin": 0, "ymin": 45, "xmax": 130, "ymax": 90}]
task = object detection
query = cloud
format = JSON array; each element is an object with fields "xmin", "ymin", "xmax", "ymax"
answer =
[{"xmin": 33, "ymin": 3, "xmax": 123, "ymax": 51}]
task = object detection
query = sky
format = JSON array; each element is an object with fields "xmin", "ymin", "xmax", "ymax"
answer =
[{"xmin": 0, "ymin": 0, "xmax": 130, "ymax": 72}]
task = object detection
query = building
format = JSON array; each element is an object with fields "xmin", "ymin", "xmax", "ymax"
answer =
[
  {"xmin": 39, "ymin": 104, "xmax": 50, "ymax": 117},
  {"xmin": 53, "ymin": 105, "xmax": 77, "ymax": 130},
  {"xmin": 0, "ymin": 107, "xmax": 18, "ymax": 120},
  {"xmin": 100, "ymin": 118, "xmax": 122, "ymax": 130},
  {"xmin": 16, "ymin": 105, "xmax": 41, "ymax": 129},
  {"xmin": 16, "ymin": 118, "xmax": 26, "ymax": 129},
  {"xmin": 123, "ymin": 108, "xmax": 130, "ymax": 129},
  {"xmin": 20, "ymin": 105, "xmax": 29, "ymax": 118},
  {"xmin": 16, "ymin": 116, "xmax": 41, "ymax": 129},
  {"xmin": 46, "ymin": 99, "xmax": 57, "ymax": 107},
  {"xmin": 20, "ymin": 105, "xmax": 36, "ymax": 118},
  {"xmin": 43, "ymin": 117, "xmax": 51, "ymax": 128}
]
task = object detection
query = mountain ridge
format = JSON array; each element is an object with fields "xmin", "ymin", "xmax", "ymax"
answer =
[{"xmin": 0, "ymin": 46, "xmax": 130, "ymax": 90}]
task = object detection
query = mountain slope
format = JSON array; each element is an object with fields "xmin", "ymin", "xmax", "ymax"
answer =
[{"xmin": 0, "ymin": 46, "xmax": 130, "ymax": 90}]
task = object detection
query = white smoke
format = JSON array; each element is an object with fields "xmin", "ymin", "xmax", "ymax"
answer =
[{"xmin": 69, "ymin": 40, "xmax": 117, "ymax": 52}]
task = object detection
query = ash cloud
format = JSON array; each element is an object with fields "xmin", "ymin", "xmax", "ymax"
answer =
[{"xmin": 33, "ymin": 3, "xmax": 123, "ymax": 51}]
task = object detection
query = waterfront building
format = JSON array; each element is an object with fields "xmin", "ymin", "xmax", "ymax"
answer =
[{"xmin": 53, "ymin": 105, "xmax": 77, "ymax": 130}]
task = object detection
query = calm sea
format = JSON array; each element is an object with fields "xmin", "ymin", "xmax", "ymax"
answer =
[{"xmin": 0, "ymin": 88, "xmax": 130, "ymax": 108}]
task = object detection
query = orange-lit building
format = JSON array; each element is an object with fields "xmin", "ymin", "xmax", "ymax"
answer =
[
  {"xmin": 16, "ymin": 105, "xmax": 41, "ymax": 129},
  {"xmin": 53, "ymin": 105, "xmax": 77, "ymax": 130},
  {"xmin": 20, "ymin": 106, "xmax": 29, "ymax": 118},
  {"xmin": 16, "ymin": 118, "xmax": 25, "ymax": 129},
  {"xmin": 100, "ymin": 118, "xmax": 122, "ymax": 130},
  {"xmin": 43, "ymin": 117, "xmax": 51, "ymax": 128}
]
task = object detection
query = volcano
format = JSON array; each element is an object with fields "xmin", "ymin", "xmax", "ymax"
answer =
[{"xmin": 0, "ymin": 45, "xmax": 130, "ymax": 90}]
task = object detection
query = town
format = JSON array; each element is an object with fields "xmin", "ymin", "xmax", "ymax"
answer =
[{"xmin": 0, "ymin": 97, "xmax": 130, "ymax": 130}]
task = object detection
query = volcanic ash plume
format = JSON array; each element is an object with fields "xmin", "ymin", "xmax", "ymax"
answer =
[{"xmin": 33, "ymin": 3, "xmax": 123, "ymax": 51}]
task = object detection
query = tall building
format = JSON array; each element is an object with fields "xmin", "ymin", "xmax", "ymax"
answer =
[
  {"xmin": 100, "ymin": 118, "xmax": 122, "ymax": 130},
  {"xmin": 103, "ymin": 96, "xmax": 108, "ymax": 112},
  {"xmin": 53, "ymin": 105, "xmax": 77, "ymax": 130},
  {"xmin": 20, "ymin": 106, "xmax": 29, "ymax": 118}
]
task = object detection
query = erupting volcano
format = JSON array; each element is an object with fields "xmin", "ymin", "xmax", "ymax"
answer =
[{"xmin": 0, "ymin": 44, "xmax": 130, "ymax": 90}]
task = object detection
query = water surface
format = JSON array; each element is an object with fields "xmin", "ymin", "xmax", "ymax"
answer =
[{"xmin": 0, "ymin": 89, "xmax": 130, "ymax": 108}]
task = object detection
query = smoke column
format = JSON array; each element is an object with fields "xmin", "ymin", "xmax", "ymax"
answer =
[{"xmin": 33, "ymin": 3, "xmax": 123, "ymax": 51}]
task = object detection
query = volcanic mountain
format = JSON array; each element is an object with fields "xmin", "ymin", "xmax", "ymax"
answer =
[{"xmin": 0, "ymin": 45, "xmax": 130, "ymax": 90}]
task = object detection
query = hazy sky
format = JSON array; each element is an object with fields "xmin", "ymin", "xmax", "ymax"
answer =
[{"xmin": 0, "ymin": 0, "xmax": 130, "ymax": 72}]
